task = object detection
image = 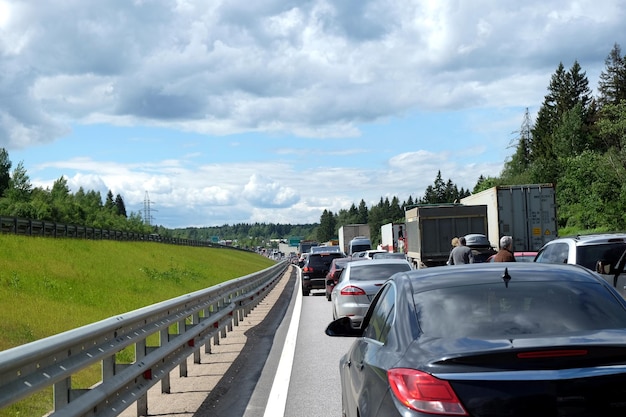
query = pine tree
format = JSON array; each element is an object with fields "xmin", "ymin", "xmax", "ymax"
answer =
[
  {"xmin": 502, "ymin": 108, "xmax": 533, "ymax": 182},
  {"xmin": 598, "ymin": 43, "xmax": 626, "ymax": 106},
  {"xmin": 115, "ymin": 194, "xmax": 127, "ymax": 217},
  {"xmin": 0, "ymin": 148, "xmax": 11, "ymax": 197},
  {"xmin": 357, "ymin": 199, "xmax": 368, "ymax": 223},
  {"xmin": 317, "ymin": 209, "xmax": 336, "ymax": 242},
  {"xmin": 105, "ymin": 190, "xmax": 115, "ymax": 210}
]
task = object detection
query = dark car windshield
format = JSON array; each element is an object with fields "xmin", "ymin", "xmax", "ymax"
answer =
[
  {"xmin": 414, "ymin": 281, "xmax": 626, "ymax": 339},
  {"xmin": 348, "ymin": 263, "xmax": 410, "ymax": 281}
]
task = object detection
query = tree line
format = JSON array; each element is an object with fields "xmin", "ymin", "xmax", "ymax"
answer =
[
  {"xmin": 492, "ymin": 42, "xmax": 626, "ymax": 233},
  {"xmin": 0, "ymin": 149, "xmax": 152, "ymax": 233}
]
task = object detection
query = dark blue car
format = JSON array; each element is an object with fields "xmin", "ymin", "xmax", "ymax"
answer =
[{"xmin": 326, "ymin": 263, "xmax": 626, "ymax": 417}]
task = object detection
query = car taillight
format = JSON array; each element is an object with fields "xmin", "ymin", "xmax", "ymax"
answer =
[
  {"xmin": 388, "ymin": 368, "xmax": 468, "ymax": 416},
  {"xmin": 340, "ymin": 285, "xmax": 366, "ymax": 296},
  {"xmin": 303, "ymin": 266, "xmax": 313, "ymax": 273}
]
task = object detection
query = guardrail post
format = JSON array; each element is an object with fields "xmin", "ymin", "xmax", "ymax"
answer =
[
  {"xmin": 191, "ymin": 312, "xmax": 201, "ymax": 364},
  {"xmin": 178, "ymin": 319, "xmax": 188, "ymax": 378},
  {"xmin": 135, "ymin": 338, "xmax": 148, "ymax": 416},
  {"xmin": 53, "ymin": 377, "xmax": 71, "ymax": 411},
  {"xmin": 160, "ymin": 328, "xmax": 171, "ymax": 394},
  {"xmin": 213, "ymin": 301, "xmax": 221, "ymax": 346}
]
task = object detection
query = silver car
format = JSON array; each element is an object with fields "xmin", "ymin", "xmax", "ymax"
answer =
[{"xmin": 330, "ymin": 258, "xmax": 412, "ymax": 327}]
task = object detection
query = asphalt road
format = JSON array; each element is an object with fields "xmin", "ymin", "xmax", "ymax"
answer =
[
  {"xmin": 284, "ymin": 289, "xmax": 354, "ymax": 417},
  {"xmin": 114, "ymin": 267, "xmax": 354, "ymax": 417}
]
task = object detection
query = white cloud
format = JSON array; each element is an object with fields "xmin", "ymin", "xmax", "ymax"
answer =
[
  {"xmin": 242, "ymin": 174, "xmax": 300, "ymax": 208},
  {"xmin": 2, "ymin": 0, "xmax": 623, "ymax": 227}
]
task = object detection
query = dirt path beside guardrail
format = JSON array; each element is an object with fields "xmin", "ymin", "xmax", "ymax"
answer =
[{"xmin": 118, "ymin": 265, "xmax": 296, "ymax": 417}]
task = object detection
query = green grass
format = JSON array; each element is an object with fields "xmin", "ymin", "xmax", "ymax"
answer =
[{"xmin": 0, "ymin": 234, "xmax": 275, "ymax": 416}]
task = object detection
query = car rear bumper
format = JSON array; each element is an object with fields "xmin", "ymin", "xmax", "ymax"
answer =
[{"xmin": 302, "ymin": 276, "xmax": 326, "ymax": 290}]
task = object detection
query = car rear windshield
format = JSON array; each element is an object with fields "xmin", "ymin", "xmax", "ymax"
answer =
[
  {"xmin": 349, "ymin": 263, "xmax": 411, "ymax": 281},
  {"xmin": 308, "ymin": 253, "xmax": 344, "ymax": 268},
  {"xmin": 576, "ymin": 243, "xmax": 626, "ymax": 270},
  {"xmin": 414, "ymin": 281, "xmax": 626, "ymax": 339}
]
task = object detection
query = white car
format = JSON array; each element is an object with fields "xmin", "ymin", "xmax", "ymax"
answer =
[
  {"xmin": 330, "ymin": 258, "xmax": 412, "ymax": 328},
  {"xmin": 363, "ymin": 249, "xmax": 388, "ymax": 259}
]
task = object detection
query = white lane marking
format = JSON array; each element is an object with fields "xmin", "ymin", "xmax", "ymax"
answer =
[{"xmin": 263, "ymin": 269, "xmax": 302, "ymax": 417}]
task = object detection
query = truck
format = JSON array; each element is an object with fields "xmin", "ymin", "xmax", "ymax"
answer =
[
  {"xmin": 405, "ymin": 204, "xmax": 488, "ymax": 268},
  {"xmin": 380, "ymin": 223, "xmax": 406, "ymax": 253},
  {"xmin": 460, "ymin": 184, "xmax": 557, "ymax": 252},
  {"xmin": 338, "ymin": 224, "xmax": 371, "ymax": 255},
  {"xmin": 298, "ymin": 240, "xmax": 319, "ymax": 256}
]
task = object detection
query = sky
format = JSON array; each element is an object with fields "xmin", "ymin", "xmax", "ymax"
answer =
[{"xmin": 0, "ymin": 1, "xmax": 624, "ymax": 228}]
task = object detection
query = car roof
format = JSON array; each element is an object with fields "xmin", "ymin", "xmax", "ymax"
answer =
[
  {"xmin": 545, "ymin": 233, "xmax": 626, "ymax": 246},
  {"xmin": 396, "ymin": 263, "xmax": 603, "ymax": 293},
  {"xmin": 346, "ymin": 258, "xmax": 411, "ymax": 267}
]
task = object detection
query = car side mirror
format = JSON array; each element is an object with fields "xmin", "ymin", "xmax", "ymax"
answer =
[{"xmin": 325, "ymin": 316, "xmax": 363, "ymax": 337}]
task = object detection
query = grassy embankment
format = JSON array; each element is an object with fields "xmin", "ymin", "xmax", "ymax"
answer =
[{"xmin": 0, "ymin": 234, "xmax": 275, "ymax": 417}]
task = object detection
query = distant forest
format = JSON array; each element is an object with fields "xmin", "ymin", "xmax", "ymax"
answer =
[{"xmin": 2, "ymin": 43, "xmax": 626, "ymax": 248}]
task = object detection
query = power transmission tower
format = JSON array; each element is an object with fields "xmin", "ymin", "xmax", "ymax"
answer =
[{"xmin": 143, "ymin": 191, "xmax": 157, "ymax": 225}]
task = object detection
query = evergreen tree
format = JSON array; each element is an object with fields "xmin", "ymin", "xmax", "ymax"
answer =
[
  {"xmin": 357, "ymin": 199, "xmax": 369, "ymax": 223},
  {"xmin": 105, "ymin": 190, "xmax": 115, "ymax": 210},
  {"xmin": 598, "ymin": 43, "xmax": 626, "ymax": 106},
  {"xmin": 317, "ymin": 209, "xmax": 336, "ymax": 242},
  {"xmin": 115, "ymin": 194, "xmax": 127, "ymax": 217},
  {"xmin": 502, "ymin": 108, "xmax": 533, "ymax": 182},
  {"xmin": 6, "ymin": 161, "xmax": 32, "ymax": 202},
  {"xmin": 0, "ymin": 148, "xmax": 11, "ymax": 197}
]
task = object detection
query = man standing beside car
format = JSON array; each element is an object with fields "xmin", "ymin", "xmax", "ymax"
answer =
[
  {"xmin": 448, "ymin": 236, "xmax": 474, "ymax": 265},
  {"xmin": 493, "ymin": 235, "xmax": 516, "ymax": 262}
]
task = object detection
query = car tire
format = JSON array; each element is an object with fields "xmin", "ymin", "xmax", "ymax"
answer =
[{"xmin": 302, "ymin": 287, "xmax": 310, "ymax": 296}]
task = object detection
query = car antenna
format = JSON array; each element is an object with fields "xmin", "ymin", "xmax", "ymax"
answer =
[{"xmin": 502, "ymin": 267, "xmax": 511, "ymax": 288}]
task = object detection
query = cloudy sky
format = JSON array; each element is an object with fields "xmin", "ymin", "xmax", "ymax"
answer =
[{"xmin": 1, "ymin": 1, "xmax": 624, "ymax": 228}]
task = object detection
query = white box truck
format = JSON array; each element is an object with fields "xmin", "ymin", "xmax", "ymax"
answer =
[
  {"xmin": 338, "ymin": 224, "xmax": 371, "ymax": 255},
  {"xmin": 460, "ymin": 184, "xmax": 557, "ymax": 252},
  {"xmin": 380, "ymin": 223, "xmax": 406, "ymax": 252}
]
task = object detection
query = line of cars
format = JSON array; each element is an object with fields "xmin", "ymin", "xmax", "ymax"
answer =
[{"xmin": 321, "ymin": 233, "xmax": 626, "ymax": 416}]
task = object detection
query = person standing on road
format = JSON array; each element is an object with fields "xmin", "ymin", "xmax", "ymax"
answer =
[
  {"xmin": 493, "ymin": 235, "xmax": 516, "ymax": 262},
  {"xmin": 447, "ymin": 236, "xmax": 474, "ymax": 265}
]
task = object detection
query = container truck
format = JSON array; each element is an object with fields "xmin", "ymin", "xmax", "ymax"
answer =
[
  {"xmin": 338, "ymin": 224, "xmax": 371, "ymax": 255},
  {"xmin": 405, "ymin": 204, "xmax": 488, "ymax": 268},
  {"xmin": 380, "ymin": 223, "xmax": 406, "ymax": 252},
  {"xmin": 460, "ymin": 184, "xmax": 557, "ymax": 252}
]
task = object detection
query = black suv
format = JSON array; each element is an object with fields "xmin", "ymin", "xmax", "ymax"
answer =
[{"xmin": 301, "ymin": 251, "xmax": 345, "ymax": 296}]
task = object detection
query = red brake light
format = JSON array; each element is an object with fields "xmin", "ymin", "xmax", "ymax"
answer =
[
  {"xmin": 340, "ymin": 285, "xmax": 366, "ymax": 296},
  {"xmin": 388, "ymin": 368, "xmax": 468, "ymax": 416},
  {"xmin": 303, "ymin": 266, "xmax": 313, "ymax": 273},
  {"xmin": 517, "ymin": 349, "xmax": 588, "ymax": 359}
]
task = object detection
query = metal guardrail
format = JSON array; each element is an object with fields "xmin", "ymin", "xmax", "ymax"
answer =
[
  {"xmin": 0, "ymin": 261, "xmax": 288, "ymax": 417},
  {"xmin": 0, "ymin": 215, "xmax": 245, "ymax": 250}
]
